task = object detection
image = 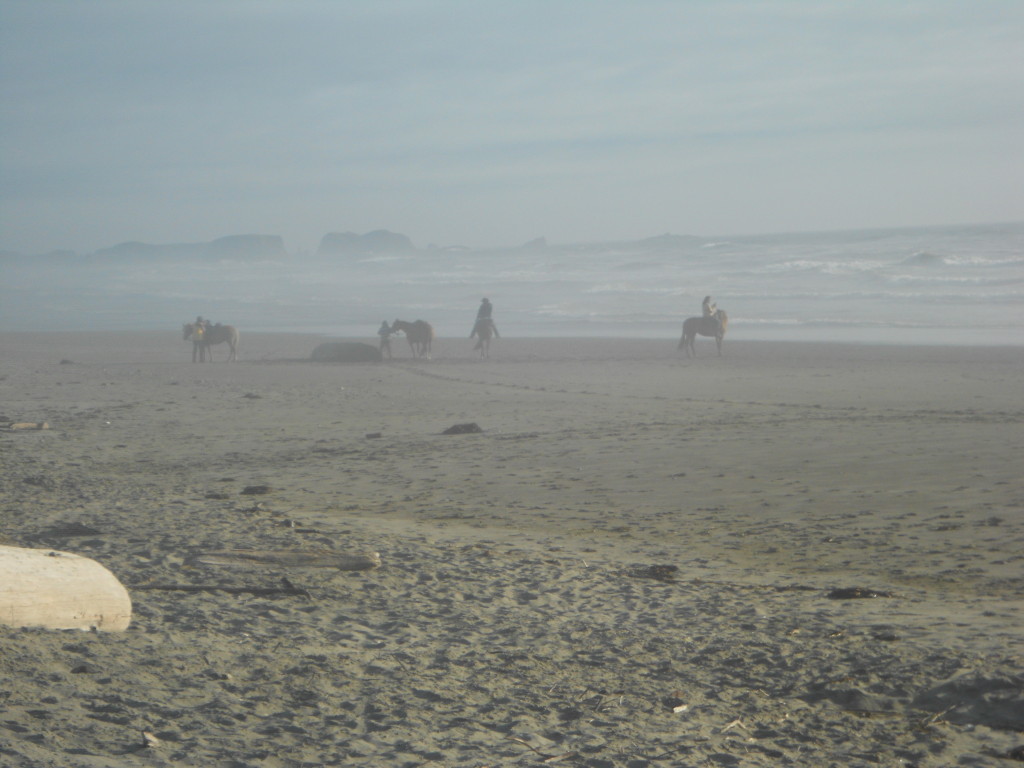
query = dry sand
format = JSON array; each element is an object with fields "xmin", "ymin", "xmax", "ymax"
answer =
[{"xmin": 1, "ymin": 331, "xmax": 1022, "ymax": 767}]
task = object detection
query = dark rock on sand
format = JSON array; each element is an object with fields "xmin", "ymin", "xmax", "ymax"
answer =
[
  {"xmin": 627, "ymin": 564, "xmax": 679, "ymax": 582},
  {"xmin": 826, "ymin": 587, "xmax": 894, "ymax": 599},
  {"xmin": 442, "ymin": 422, "xmax": 483, "ymax": 435}
]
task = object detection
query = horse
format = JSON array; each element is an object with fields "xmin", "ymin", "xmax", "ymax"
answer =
[
  {"xmin": 391, "ymin": 319, "xmax": 434, "ymax": 358},
  {"xmin": 469, "ymin": 318, "xmax": 499, "ymax": 358},
  {"xmin": 678, "ymin": 309, "xmax": 728, "ymax": 357},
  {"xmin": 183, "ymin": 322, "xmax": 240, "ymax": 362}
]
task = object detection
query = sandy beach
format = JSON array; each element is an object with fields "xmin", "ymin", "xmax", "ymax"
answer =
[{"xmin": 1, "ymin": 331, "xmax": 1022, "ymax": 767}]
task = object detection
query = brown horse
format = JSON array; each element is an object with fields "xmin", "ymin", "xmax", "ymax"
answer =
[
  {"xmin": 678, "ymin": 310, "xmax": 728, "ymax": 357},
  {"xmin": 469, "ymin": 318, "xmax": 499, "ymax": 358},
  {"xmin": 183, "ymin": 322, "xmax": 240, "ymax": 362},
  {"xmin": 391, "ymin": 319, "xmax": 434, "ymax": 358}
]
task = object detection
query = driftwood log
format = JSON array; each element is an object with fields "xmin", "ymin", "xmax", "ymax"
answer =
[
  {"xmin": 6, "ymin": 422, "xmax": 50, "ymax": 431},
  {"xmin": 191, "ymin": 549, "xmax": 381, "ymax": 570},
  {"xmin": 0, "ymin": 545, "xmax": 132, "ymax": 631}
]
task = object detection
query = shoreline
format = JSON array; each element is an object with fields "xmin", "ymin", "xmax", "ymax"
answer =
[
  {"xmin": 5, "ymin": 327, "xmax": 1024, "ymax": 345},
  {"xmin": 2, "ymin": 331, "xmax": 1021, "ymax": 766}
]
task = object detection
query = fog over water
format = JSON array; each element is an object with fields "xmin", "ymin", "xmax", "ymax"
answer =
[
  {"xmin": 3, "ymin": 3, "xmax": 1022, "ymax": 346},
  {"xmin": 2, "ymin": 222, "xmax": 1021, "ymax": 346}
]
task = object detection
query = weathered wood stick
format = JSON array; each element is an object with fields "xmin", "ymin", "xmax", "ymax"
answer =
[
  {"xmin": 131, "ymin": 583, "xmax": 312, "ymax": 597},
  {"xmin": 192, "ymin": 549, "xmax": 381, "ymax": 570}
]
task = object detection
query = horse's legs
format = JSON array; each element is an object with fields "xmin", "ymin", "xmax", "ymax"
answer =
[{"xmin": 678, "ymin": 323, "xmax": 692, "ymax": 356}]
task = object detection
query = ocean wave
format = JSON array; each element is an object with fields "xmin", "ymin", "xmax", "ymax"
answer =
[
  {"xmin": 943, "ymin": 254, "xmax": 1024, "ymax": 267},
  {"xmin": 901, "ymin": 251, "xmax": 948, "ymax": 266},
  {"xmin": 759, "ymin": 259, "xmax": 889, "ymax": 275},
  {"xmin": 884, "ymin": 274, "xmax": 1024, "ymax": 290},
  {"xmin": 729, "ymin": 317, "xmax": 1011, "ymax": 330}
]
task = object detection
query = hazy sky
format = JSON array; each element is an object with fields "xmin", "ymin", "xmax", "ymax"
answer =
[{"xmin": 2, "ymin": 1, "xmax": 1022, "ymax": 254}]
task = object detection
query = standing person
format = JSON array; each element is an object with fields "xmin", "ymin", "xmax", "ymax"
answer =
[
  {"xmin": 471, "ymin": 298, "xmax": 493, "ymax": 335},
  {"xmin": 377, "ymin": 321, "xmax": 393, "ymax": 359}
]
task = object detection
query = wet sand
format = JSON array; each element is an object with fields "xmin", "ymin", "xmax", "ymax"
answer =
[{"xmin": 1, "ymin": 332, "xmax": 1022, "ymax": 767}]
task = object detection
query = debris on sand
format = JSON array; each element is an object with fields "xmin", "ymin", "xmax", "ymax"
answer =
[
  {"xmin": 827, "ymin": 587, "xmax": 895, "ymax": 599},
  {"xmin": 626, "ymin": 564, "xmax": 679, "ymax": 582}
]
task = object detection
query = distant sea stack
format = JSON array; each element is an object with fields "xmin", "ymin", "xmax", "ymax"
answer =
[
  {"xmin": 92, "ymin": 235, "xmax": 287, "ymax": 260},
  {"xmin": 638, "ymin": 234, "xmax": 705, "ymax": 249},
  {"xmin": 316, "ymin": 230, "xmax": 415, "ymax": 257}
]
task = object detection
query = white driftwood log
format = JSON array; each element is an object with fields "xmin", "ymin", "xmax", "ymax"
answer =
[{"xmin": 0, "ymin": 545, "xmax": 132, "ymax": 631}]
